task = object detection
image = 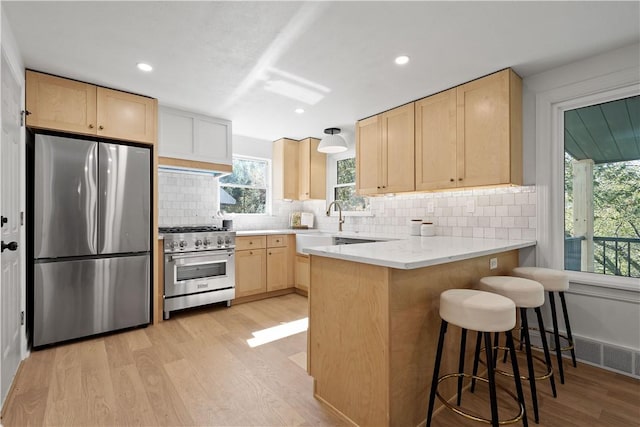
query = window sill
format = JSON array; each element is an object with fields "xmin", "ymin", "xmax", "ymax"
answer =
[{"xmin": 566, "ymin": 271, "xmax": 640, "ymax": 303}]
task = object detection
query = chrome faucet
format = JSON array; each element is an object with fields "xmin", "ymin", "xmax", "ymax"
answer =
[{"xmin": 326, "ymin": 201, "xmax": 344, "ymax": 232}]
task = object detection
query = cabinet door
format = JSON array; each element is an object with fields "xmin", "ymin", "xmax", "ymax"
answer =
[
  {"xmin": 159, "ymin": 107, "xmax": 195, "ymax": 158},
  {"xmin": 97, "ymin": 87, "xmax": 157, "ymax": 144},
  {"xmin": 356, "ymin": 115, "xmax": 382, "ymax": 195},
  {"xmin": 235, "ymin": 249, "xmax": 266, "ymax": 297},
  {"xmin": 273, "ymin": 138, "xmax": 299, "ymax": 200},
  {"xmin": 298, "ymin": 138, "xmax": 311, "ymax": 199},
  {"xmin": 415, "ymin": 89, "xmax": 457, "ymax": 190},
  {"xmin": 299, "ymin": 138, "xmax": 326, "ymax": 200},
  {"xmin": 295, "ymin": 254, "xmax": 310, "ymax": 292},
  {"xmin": 266, "ymin": 246, "xmax": 288, "ymax": 292},
  {"xmin": 381, "ymin": 103, "xmax": 415, "ymax": 193},
  {"xmin": 194, "ymin": 115, "xmax": 232, "ymax": 165},
  {"xmin": 26, "ymin": 70, "xmax": 97, "ymax": 135},
  {"xmin": 457, "ymin": 69, "xmax": 513, "ymax": 187}
]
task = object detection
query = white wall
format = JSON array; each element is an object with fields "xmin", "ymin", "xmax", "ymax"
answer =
[{"xmin": 522, "ymin": 42, "xmax": 640, "ymax": 369}]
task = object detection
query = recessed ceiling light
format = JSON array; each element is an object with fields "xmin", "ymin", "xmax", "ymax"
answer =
[
  {"xmin": 394, "ymin": 55, "xmax": 410, "ymax": 65},
  {"xmin": 137, "ymin": 62, "xmax": 153, "ymax": 72},
  {"xmin": 295, "ymin": 108, "xmax": 305, "ymax": 114}
]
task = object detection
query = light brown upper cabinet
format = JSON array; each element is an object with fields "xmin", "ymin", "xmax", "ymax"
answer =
[
  {"xmin": 26, "ymin": 70, "xmax": 157, "ymax": 145},
  {"xmin": 298, "ymin": 137, "xmax": 326, "ymax": 200},
  {"xmin": 456, "ymin": 69, "xmax": 522, "ymax": 187},
  {"xmin": 356, "ymin": 103, "xmax": 415, "ymax": 195},
  {"xmin": 273, "ymin": 138, "xmax": 300, "ymax": 200},
  {"xmin": 415, "ymin": 68, "xmax": 522, "ymax": 190},
  {"xmin": 415, "ymin": 88, "xmax": 458, "ymax": 191},
  {"xmin": 273, "ymin": 137, "xmax": 326, "ymax": 200}
]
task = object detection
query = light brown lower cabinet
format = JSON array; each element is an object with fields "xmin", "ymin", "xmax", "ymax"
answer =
[
  {"xmin": 295, "ymin": 254, "xmax": 310, "ymax": 293},
  {"xmin": 235, "ymin": 248, "xmax": 267, "ymax": 298},
  {"xmin": 235, "ymin": 234, "xmax": 295, "ymax": 301}
]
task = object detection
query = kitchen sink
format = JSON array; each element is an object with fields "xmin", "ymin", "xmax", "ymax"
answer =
[{"xmin": 295, "ymin": 233, "xmax": 335, "ymax": 253}]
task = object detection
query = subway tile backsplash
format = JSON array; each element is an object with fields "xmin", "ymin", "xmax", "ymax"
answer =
[
  {"xmin": 159, "ymin": 169, "xmax": 536, "ymax": 240},
  {"xmin": 304, "ymin": 186, "xmax": 537, "ymax": 240}
]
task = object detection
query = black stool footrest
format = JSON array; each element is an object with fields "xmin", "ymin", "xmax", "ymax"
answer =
[{"xmin": 435, "ymin": 372, "xmax": 525, "ymax": 425}]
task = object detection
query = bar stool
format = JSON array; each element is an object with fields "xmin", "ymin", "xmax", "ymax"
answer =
[
  {"xmin": 513, "ymin": 267, "xmax": 576, "ymax": 384},
  {"xmin": 426, "ymin": 289, "xmax": 528, "ymax": 427},
  {"xmin": 476, "ymin": 276, "xmax": 557, "ymax": 423}
]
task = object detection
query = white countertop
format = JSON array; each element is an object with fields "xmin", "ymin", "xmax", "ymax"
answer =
[
  {"xmin": 304, "ymin": 236, "xmax": 536, "ymax": 270},
  {"xmin": 235, "ymin": 229, "xmax": 296, "ymax": 236}
]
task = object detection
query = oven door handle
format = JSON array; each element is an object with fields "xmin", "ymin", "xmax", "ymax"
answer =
[{"xmin": 174, "ymin": 258, "xmax": 228, "ymax": 267}]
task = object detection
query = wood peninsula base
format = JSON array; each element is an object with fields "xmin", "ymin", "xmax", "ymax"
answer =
[{"xmin": 308, "ymin": 250, "xmax": 519, "ymax": 427}]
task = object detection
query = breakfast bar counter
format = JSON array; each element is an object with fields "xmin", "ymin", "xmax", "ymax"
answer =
[{"xmin": 306, "ymin": 237, "xmax": 535, "ymax": 427}]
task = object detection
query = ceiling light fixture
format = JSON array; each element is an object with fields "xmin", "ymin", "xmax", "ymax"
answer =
[
  {"xmin": 394, "ymin": 55, "xmax": 410, "ymax": 65},
  {"xmin": 295, "ymin": 108, "xmax": 305, "ymax": 114},
  {"xmin": 317, "ymin": 127, "xmax": 348, "ymax": 153},
  {"xmin": 137, "ymin": 62, "xmax": 153, "ymax": 72}
]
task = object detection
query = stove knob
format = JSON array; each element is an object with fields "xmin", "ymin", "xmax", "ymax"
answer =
[
  {"xmin": 167, "ymin": 241, "xmax": 174, "ymax": 250},
  {"xmin": 225, "ymin": 236, "xmax": 232, "ymax": 245},
  {"xmin": 179, "ymin": 240, "xmax": 187, "ymax": 248},
  {"xmin": 195, "ymin": 239, "xmax": 202, "ymax": 247},
  {"xmin": 203, "ymin": 238, "xmax": 211, "ymax": 246},
  {"xmin": 217, "ymin": 236, "xmax": 223, "ymax": 246}
]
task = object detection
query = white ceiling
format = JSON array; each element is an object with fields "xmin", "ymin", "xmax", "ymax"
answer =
[{"xmin": 3, "ymin": 1, "xmax": 639, "ymax": 143}]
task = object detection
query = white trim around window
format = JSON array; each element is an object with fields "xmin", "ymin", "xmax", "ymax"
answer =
[
  {"xmin": 219, "ymin": 155, "xmax": 272, "ymax": 216},
  {"xmin": 535, "ymin": 67, "xmax": 640, "ymax": 290},
  {"xmin": 326, "ymin": 149, "xmax": 372, "ymax": 217}
]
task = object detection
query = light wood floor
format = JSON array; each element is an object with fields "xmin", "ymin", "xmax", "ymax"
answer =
[{"xmin": 2, "ymin": 293, "xmax": 639, "ymax": 427}]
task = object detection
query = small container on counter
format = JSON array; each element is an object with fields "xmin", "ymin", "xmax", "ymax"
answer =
[
  {"xmin": 410, "ymin": 219, "xmax": 422, "ymax": 236},
  {"xmin": 421, "ymin": 222, "xmax": 435, "ymax": 237}
]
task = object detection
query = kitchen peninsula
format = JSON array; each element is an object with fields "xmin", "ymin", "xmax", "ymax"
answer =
[{"xmin": 306, "ymin": 236, "xmax": 535, "ymax": 427}]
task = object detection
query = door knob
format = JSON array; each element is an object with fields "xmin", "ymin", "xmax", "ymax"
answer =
[
  {"xmin": 0, "ymin": 216, "xmax": 7, "ymax": 227},
  {"xmin": 1, "ymin": 241, "xmax": 18, "ymax": 252},
  {"xmin": 99, "ymin": 125, "xmax": 104, "ymax": 130}
]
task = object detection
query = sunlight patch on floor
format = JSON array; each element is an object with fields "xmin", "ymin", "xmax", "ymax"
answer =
[{"xmin": 247, "ymin": 317, "xmax": 308, "ymax": 348}]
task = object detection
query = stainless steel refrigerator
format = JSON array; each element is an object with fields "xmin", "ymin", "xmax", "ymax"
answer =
[{"xmin": 33, "ymin": 134, "xmax": 151, "ymax": 347}]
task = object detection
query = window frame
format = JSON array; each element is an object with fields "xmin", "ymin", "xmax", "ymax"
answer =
[
  {"xmin": 536, "ymin": 69, "xmax": 639, "ymax": 291},
  {"xmin": 326, "ymin": 149, "xmax": 372, "ymax": 217},
  {"xmin": 219, "ymin": 155, "xmax": 272, "ymax": 216}
]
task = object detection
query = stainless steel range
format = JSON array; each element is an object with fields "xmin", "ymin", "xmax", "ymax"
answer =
[{"xmin": 160, "ymin": 226, "xmax": 235, "ymax": 319}]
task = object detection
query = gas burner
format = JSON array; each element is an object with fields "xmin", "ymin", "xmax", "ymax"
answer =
[{"xmin": 159, "ymin": 226, "xmax": 228, "ymax": 234}]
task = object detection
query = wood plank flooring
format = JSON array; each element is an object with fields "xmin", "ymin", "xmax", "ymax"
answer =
[{"xmin": 2, "ymin": 293, "xmax": 639, "ymax": 427}]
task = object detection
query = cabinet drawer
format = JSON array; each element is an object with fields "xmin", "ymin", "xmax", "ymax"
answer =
[
  {"xmin": 267, "ymin": 234, "xmax": 288, "ymax": 248},
  {"xmin": 236, "ymin": 235, "xmax": 266, "ymax": 251}
]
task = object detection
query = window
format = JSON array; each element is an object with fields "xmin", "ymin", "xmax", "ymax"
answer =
[
  {"xmin": 536, "ymin": 68, "xmax": 639, "ymax": 288},
  {"xmin": 219, "ymin": 157, "xmax": 270, "ymax": 214},
  {"xmin": 329, "ymin": 154, "xmax": 369, "ymax": 213},
  {"xmin": 563, "ymin": 96, "xmax": 640, "ymax": 278}
]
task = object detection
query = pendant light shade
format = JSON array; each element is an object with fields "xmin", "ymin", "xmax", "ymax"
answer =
[{"xmin": 318, "ymin": 127, "xmax": 348, "ymax": 153}]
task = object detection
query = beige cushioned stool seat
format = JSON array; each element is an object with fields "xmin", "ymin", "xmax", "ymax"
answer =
[
  {"xmin": 479, "ymin": 276, "xmax": 545, "ymax": 308},
  {"xmin": 440, "ymin": 289, "xmax": 515, "ymax": 333},
  {"xmin": 512, "ymin": 267, "xmax": 569, "ymax": 292}
]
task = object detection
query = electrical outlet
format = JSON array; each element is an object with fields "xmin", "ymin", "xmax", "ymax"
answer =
[
  {"xmin": 466, "ymin": 199, "xmax": 475, "ymax": 213},
  {"xmin": 427, "ymin": 201, "xmax": 435, "ymax": 213},
  {"xmin": 490, "ymin": 258, "xmax": 498, "ymax": 270}
]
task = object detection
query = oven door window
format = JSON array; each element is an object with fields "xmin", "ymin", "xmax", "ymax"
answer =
[{"xmin": 176, "ymin": 261, "xmax": 226, "ymax": 282}]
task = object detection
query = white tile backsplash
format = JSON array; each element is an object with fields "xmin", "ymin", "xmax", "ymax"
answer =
[
  {"xmin": 303, "ymin": 185, "xmax": 537, "ymax": 240},
  {"xmin": 159, "ymin": 168, "xmax": 536, "ymax": 240}
]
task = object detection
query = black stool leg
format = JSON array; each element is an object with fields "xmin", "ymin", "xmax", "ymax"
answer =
[
  {"xmin": 548, "ymin": 292, "xmax": 565, "ymax": 384},
  {"xmin": 484, "ymin": 332, "xmax": 499, "ymax": 427},
  {"xmin": 426, "ymin": 320, "xmax": 448, "ymax": 427},
  {"xmin": 471, "ymin": 331, "xmax": 482, "ymax": 393},
  {"xmin": 493, "ymin": 332, "xmax": 500, "ymax": 369},
  {"xmin": 559, "ymin": 292, "xmax": 577, "ymax": 368},
  {"xmin": 457, "ymin": 328, "xmax": 468, "ymax": 406},
  {"xmin": 535, "ymin": 307, "xmax": 557, "ymax": 397},
  {"xmin": 521, "ymin": 308, "xmax": 539, "ymax": 423},
  {"xmin": 506, "ymin": 330, "xmax": 529, "ymax": 427}
]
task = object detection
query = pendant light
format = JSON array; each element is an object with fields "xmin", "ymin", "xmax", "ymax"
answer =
[{"xmin": 317, "ymin": 127, "xmax": 348, "ymax": 153}]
